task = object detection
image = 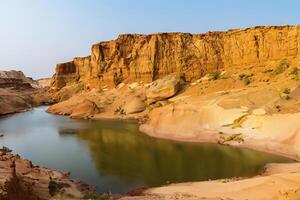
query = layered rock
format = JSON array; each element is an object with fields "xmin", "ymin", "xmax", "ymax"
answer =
[
  {"xmin": 0, "ymin": 70, "xmax": 51, "ymax": 115},
  {"xmin": 0, "ymin": 70, "xmax": 41, "ymax": 89},
  {"xmin": 51, "ymin": 25, "xmax": 300, "ymax": 90}
]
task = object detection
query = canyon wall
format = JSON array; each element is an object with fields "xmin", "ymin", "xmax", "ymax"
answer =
[{"xmin": 50, "ymin": 25, "xmax": 300, "ymax": 90}]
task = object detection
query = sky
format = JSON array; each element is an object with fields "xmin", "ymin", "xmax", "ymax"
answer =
[{"xmin": 0, "ymin": 0, "xmax": 300, "ymax": 79}]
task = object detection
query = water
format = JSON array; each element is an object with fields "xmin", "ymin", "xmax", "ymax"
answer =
[{"xmin": 0, "ymin": 107, "xmax": 292, "ymax": 193}]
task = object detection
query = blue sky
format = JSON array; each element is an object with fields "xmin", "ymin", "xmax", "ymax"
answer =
[{"xmin": 0, "ymin": 0, "xmax": 299, "ymax": 78}]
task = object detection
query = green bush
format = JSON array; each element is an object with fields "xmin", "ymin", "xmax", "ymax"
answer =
[
  {"xmin": 282, "ymin": 87, "xmax": 291, "ymax": 94},
  {"xmin": 289, "ymin": 67, "xmax": 299, "ymax": 80},
  {"xmin": 280, "ymin": 87, "xmax": 291, "ymax": 100},
  {"xmin": 83, "ymin": 192, "xmax": 113, "ymax": 200},
  {"xmin": 209, "ymin": 70, "xmax": 221, "ymax": 80},
  {"xmin": 239, "ymin": 74, "xmax": 251, "ymax": 85},
  {"xmin": 97, "ymin": 87, "xmax": 104, "ymax": 93},
  {"xmin": 243, "ymin": 77, "xmax": 251, "ymax": 85},
  {"xmin": 48, "ymin": 180, "xmax": 63, "ymax": 196},
  {"xmin": 271, "ymin": 59, "xmax": 289, "ymax": 75},
  {"xmin": 290, "ymin": 67, "xmax": 299, "ymax": 76},
  {"xmin": 275, "ymin": 105, "xmax": 281, "ymax": 112},
  {"xmin": 114, "ymin": 106, "xmax": 126, "ymax": 115}
]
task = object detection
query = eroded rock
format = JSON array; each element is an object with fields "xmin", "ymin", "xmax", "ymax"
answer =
[
  {"xmin": 123, "ymin": 97, "xmax": 146, "ymax": 114},
  {"xmin": 0, "ymin": 151, "xmax": 94, "ymax": 200},
  {"xmin": 70, "ymin": 99, "xmax": 102, "ymax": 119},
  {"xmin": 146, "ymin": 75, "xmax": 180, "ymax": 104}
]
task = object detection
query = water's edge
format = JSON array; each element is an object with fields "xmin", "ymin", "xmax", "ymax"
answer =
[{"xmin": 0, "ymin": 107, "xmax": 294, "ymax": 193}]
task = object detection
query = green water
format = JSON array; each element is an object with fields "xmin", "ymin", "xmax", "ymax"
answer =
[{"xmin": 0, "ymin": 107, "xmax": 292, "ymax": 193}]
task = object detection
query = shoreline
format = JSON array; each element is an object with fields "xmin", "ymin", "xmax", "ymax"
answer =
[
  {"xmin": 47, "ymin": 107, "xmax": 299, "ymax": 161},
  {"xmin": 3, "ymin": 107, "xmax": 300, "ymax": 199},
  {"xmin": 45, "ymin": 106, "xmax": 300, "ymax": 161},
  {"xmin": 140, "ymin": 124, "xmax": 300, "ymax": 162}
]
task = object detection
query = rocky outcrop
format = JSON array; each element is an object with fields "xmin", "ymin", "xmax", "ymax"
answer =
[
  {"xmin": 123, "ymin": 96, "xmax": 146, "ymax": 114},
  {"xmin": 70, "ymin": 99, "xmax": 102, "ymax": 119},
  {"xmin": 0, "ymin": 151, "xmax": 94, "ymax": 200},
  {"xmin": 51, "ymin": 25, "xmax": 300, "ymax": 90},
  {"xmin": 0, "ymin": 70, "xmax": 41, "ymax": 89},
  {"xmin": 0, "ymin": 71, "xmax": 52, "ymax": 115}
]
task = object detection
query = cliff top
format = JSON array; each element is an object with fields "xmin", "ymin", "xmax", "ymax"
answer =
[{"xmin": 92, "ymin": 24, "xmax": 298, "ymax": 46}]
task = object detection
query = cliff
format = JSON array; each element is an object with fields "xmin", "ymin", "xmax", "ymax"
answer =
[{"xmin": 50, "ymin": 25, "xmax": 300, "ymax": 90}]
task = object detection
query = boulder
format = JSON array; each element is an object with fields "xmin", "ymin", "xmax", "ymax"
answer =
[
  {"xmin": 123, "ymin": 97, "xmax": 146, "ymax": 114},
  {"xmin": 70, "ymin": 99, "xmax": 102, "ymax": 119},
  {"xmin": 146, "ymin": 75, "xmax": 180, "ymax": 104}
]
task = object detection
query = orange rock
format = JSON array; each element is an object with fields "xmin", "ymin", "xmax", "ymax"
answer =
[
  {"xmin": 70, "ymin": 99, "xmax": 102, "ymax": 119},
  {"xmin": 50, "ymin": 25, "xmax": 300, "ymax": 90}
]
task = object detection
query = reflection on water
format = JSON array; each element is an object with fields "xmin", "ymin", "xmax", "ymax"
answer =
[{"xmin": 0, "ymin": 107, "xmax": 292, "ymax": 193}]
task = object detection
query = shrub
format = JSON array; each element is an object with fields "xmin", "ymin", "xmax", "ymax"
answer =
[
  {"xmin": 239, "ymin": 74, "xmax": 251, "ymax": 85},
  {"xmin": 209, "ymin": 70, "xmax": 221, "ymax": 80},
  {"xmin": 83, "ymin": 192, "xmax": 113, "ymax": 200},
  {"xmin": 271, "ymin": 59, "xmax": 289, "ymax": 75},
  {"xmin": 290, "ymin": 67, "xmax": 299, "ymax": 76},
  {"xmin": 280, "ymin": 87, "xmax": 291, "ymax": 100},
  {"xmin": 220, "ymin": 133, "xmax": 244, "ymax": 144},
  {"xmin": 97, "ymin": 87, "xmax": 104, "ymax": 93},
  {"xmin": 282, "ymin": 87, "xmax": 291, "ymax": 94},
  {"xmin": 114, "ymin": 106, "xmax": 126, "ymax": 115},
  {"xmin": 48, "ymin": 180, "xmax": 63, "ymax": 196},
  {"xmin": 290, "ymin": 67, "xmax": 299, "ymax": 80},
  {"xmin": 275, "ymin": 105, "xmax": 281, "ymax": 112},
  {"xmin": 243, "ymin": 77, "xmax": 251, "ymax": 85}
]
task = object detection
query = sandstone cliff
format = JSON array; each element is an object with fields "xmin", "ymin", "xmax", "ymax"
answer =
[{"xmin": 51, "ymin": 25, "xmax": 300, "ymax": 90}]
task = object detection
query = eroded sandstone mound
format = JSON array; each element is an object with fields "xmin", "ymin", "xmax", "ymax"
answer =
[{"xmin": 51, "ymin": 25, "xmax": 300, "ymax": 90}]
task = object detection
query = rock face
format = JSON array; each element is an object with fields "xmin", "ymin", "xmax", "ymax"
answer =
[{"xmin": 51, "ymin": 25, "xmax": 300, "ymax": 90}]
